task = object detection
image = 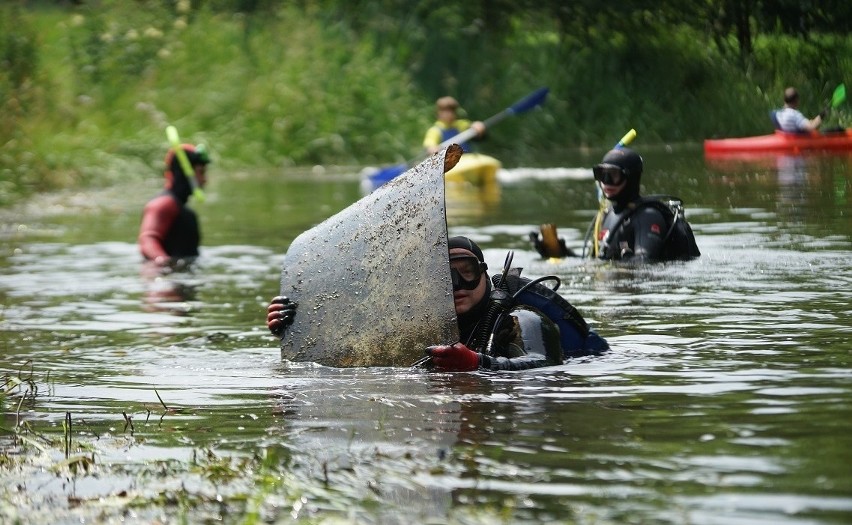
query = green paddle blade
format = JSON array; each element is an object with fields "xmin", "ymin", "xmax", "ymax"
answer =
[{"xmin": 831, "ymin": 84, "xmax": 846, "ymax": 108}]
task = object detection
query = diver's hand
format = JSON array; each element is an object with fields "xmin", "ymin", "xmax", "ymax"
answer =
[
  {"xmin": 558, "ymin": 239, "xmax": 576, "ymax": 257},
  {"xmin": 530, "ymin": 231, "xmax": 576, "ymax": 258},
  {"xmin": 267, "ymin": 296, "xmax": 297, "ymax": 336},
  {"xmin": 426, "ymin": 343, "xmax": 481, "ymax": 371}
]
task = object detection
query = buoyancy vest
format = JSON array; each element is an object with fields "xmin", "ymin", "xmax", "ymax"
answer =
[
  {"xmin": 491, "ymin": 269, "xmax": 609, "ymax": 358},
  {"xmin": 591, "ymin": 195, "xmax": 700, "ymax": 261},
  {"xmin": 426, "ymin": 120, "xmax": 475, "ymax": 153}
]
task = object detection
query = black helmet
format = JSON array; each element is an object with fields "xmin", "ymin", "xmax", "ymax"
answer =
[
  {"xmin": 594, "ymin": 147, "xmax": 643, "ymax": 204},
  {"xmin": 186, "ymin": 144, "xmax": 211, "ymax": 166},
  {"xmin": 596, "ymin": 147, "xmax": 643, "ymax": 178},
  {"xmin": 448, "ymin": 235, "xmax": 485, "ymax": 263}
]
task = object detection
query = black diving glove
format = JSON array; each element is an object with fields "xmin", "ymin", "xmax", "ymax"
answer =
[
  {"xmin": 529, "ymin": 231, "xmax": 576, "ymax": 258},
  {"xmin": 267, "ymin": 295, "xmax": 297, "ymax": 336}
]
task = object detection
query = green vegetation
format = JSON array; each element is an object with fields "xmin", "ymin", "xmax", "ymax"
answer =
[{"xmin": 1, "ymin": 0, "xmax": 850, "ymax": 205}]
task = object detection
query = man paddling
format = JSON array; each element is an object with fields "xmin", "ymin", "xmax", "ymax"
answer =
[
  {"xmin": 775, "ymin": 87, "xmax": 823, "ymax": 133},
  {"xmin": 423, "ymin": 96, "xmax": 486, "ymax": 154}
]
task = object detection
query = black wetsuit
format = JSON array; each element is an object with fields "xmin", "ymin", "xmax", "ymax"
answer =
[
  {"xmin": 596, "ymin": 197, "xmax": 700, "ymax": 263},
  {"xmin": 457, "ymin": 279, "xmax": 564, "ymax": 371},
  {"xmin": 597, "ymin": 199, "xmax": 668, "ymax": 262},
  {"xmin": 138, "ymin": 191, "xmax": 200, "ymax": 261}
]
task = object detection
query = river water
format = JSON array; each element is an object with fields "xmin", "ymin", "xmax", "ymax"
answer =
[{"xmin": 1, "ymin": 146, "xmax": 850, "ymax": 524}]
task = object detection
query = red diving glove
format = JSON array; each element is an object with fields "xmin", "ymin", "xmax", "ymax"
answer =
[
  {"xmin": 426, "ymin": 343, "xmax": 481, "ymax": 372},
  {"xmin": 267, "ymin": 296, "xmax": 297, "ymax": 336}
]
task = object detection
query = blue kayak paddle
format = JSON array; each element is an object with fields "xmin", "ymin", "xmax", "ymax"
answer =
[
  {"xmin": 434, "ymin": 86, "xmax": 550, "ymax": 151},
  {"xmin": 369, "ymin": 87, "xmax": 550, "ymax": 184}
]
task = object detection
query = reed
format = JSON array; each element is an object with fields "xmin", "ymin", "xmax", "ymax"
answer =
[{"xmin": 1, "ymin": 2, "xmax": 849, "ymax": 204}]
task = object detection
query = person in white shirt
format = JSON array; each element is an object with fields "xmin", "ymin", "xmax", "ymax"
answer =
[{"xmin": 774, "ymin": 87, "xmax": 823, "ymax": 133}]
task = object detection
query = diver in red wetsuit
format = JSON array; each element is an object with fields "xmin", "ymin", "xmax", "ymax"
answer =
[{"xmin": 138, "ymin": 144, "xmax": 210, "ymax": 266}]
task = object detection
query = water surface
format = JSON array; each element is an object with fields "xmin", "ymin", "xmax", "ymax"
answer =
[{"xmin": 1, "ymin": 148, "xmax": 850, "ymax": 523}]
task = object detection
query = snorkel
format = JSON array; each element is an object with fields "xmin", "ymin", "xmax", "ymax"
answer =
[{"xmin": 166, "ymin": 125, "xmax": 206, "ymax": 203}]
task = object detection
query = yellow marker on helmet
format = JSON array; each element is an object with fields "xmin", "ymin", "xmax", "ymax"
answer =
[{"xmin": 616, "ymin": 129, "xmax": 637, "ymax": 148}]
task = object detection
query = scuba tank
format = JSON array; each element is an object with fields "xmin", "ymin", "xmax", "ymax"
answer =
[{"xmin": 477, "ymin": 251, "xmax": 609, "ymax": 358}]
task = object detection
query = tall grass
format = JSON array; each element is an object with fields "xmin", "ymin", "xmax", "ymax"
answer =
[{"xmin": 1, "ymin": 2, "xmax": 849, "ymax": 205}]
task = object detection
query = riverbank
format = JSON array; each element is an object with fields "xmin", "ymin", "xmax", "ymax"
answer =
[{"xmin": 1, "ymin": 3, "xmax": 849, "ymax": 206}]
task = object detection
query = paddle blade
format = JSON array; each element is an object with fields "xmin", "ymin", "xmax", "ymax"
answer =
[
  {"xmin": 366, "ymin": 163, "xmax": 407, "ymax": 186},
  {"xmin": 508, "ymin": 87, "xmax": 549, "ymax": 115},
  {"xmin": 831, "ymin": 84, "xmax": 846, "ymax": 108}
]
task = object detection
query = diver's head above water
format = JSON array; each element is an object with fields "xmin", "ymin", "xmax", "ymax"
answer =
[
  {"xmin": 448, "ymin": 236, "xmax": 489, "ymax": 315},
  {"xmin": 593, "ymin": 147, "xmax": 643, "ymax": 206}
]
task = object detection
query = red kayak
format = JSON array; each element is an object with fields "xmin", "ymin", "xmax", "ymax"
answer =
[{"xmin": 704, "ymin": 129, "xmax": 852, "ymax": 154}]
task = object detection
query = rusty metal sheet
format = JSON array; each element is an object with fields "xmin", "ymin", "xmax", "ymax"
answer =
[{"xmin": 278, "ymin": 146, "xmax": 462, "ymax": 367}]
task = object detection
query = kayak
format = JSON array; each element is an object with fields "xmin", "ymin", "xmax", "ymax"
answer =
[
  {"xmin": 361, "ymin": 151, "xmax": 501, "ymax": 193},
  {"xmin": 704, "ymin": 129, "xmax": 852, "ymax": 154},
  {"xmin": 444, "ymin": 152, "xmax": 501, "ymax": 185}
]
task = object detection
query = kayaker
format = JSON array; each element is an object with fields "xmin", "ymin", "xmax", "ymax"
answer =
[
  {"xmin": 775, "ymin": 87, "xmax": 823, "ymax": 133},
  {"xmin": 268, "ymin": 236, "xmax": 574, "ymax": 371},
  {"xmin": 586, "ymin": 147, "xmax": 700, "ymax": 262},
  {"xmin": 138, "ymin": 143, "xmax": 210, "ymax": 267},
  {"xmin": 423, "ymin": 96, "xmax": 486, "ymax": 154}
]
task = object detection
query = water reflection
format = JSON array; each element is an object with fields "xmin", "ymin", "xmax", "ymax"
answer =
[
  {"xmin": 140, "ymin": 261, "xmax": 200, "ymax": 316},
  {"xmin": 703, "ymin": 150, "xmax": 852, "ymax": 229},
  {"xmin": 775, "ymin": 155, "xmax": 808, "ymax": 213},
  {"xmin": 445, "ymin": 177, "xmax": 501, "ymax": 223}
]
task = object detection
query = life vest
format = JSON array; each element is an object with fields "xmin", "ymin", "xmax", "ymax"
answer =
[
  {"xmin": 491, "ymin": 269, "xmax": 609, "ymax": 358},
  {"xmin": 431, "ymin": 122, "xmax": 474, "ymax": 152}
]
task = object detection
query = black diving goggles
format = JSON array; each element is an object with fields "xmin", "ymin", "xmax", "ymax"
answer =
[
  {"xmin": 450, "ymin": 255, "xmax": 487, "ymax": 291},
  {"xmin": 593, "ymin": 164, "xmax": 627, "ymax": 185}
]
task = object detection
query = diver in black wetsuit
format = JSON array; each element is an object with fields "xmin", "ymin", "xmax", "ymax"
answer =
[
  {"xmin": 588, "ymin": 148, "xmax": 700, "ymax": 262},
  {"xmin": 268, "ymin": 236, "xmax": 568, "ymax": 371}
]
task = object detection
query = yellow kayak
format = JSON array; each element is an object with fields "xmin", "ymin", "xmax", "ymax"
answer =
[{"xmin": 444, "ymin": 152, "xmax": 501, "ymax": 185}]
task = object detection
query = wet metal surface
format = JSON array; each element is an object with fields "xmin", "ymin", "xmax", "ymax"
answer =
[{"xmin": 279, "ymin": 147, "xmax": 460, "ymax": 367}]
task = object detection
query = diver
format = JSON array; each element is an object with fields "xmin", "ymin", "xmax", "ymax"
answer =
[
  {"xmin": 268, "ymin": 236, "xmax": 605, "ymax": 371},
  {"xmin": 584, "ymin": 147, "xmax": 700, "ymax": 262},
  {"xmin": 528, "ymin": 149, "xmax": 699, "ymax": 261},
  {"xmin": 138, "ymin": 143, "xmax": 210, "ymax": 267}
]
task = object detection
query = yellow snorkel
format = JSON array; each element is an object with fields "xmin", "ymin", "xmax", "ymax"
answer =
[{"xmin": 166, "ymin": 125, "xmax": 205, "ymax": 203}]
